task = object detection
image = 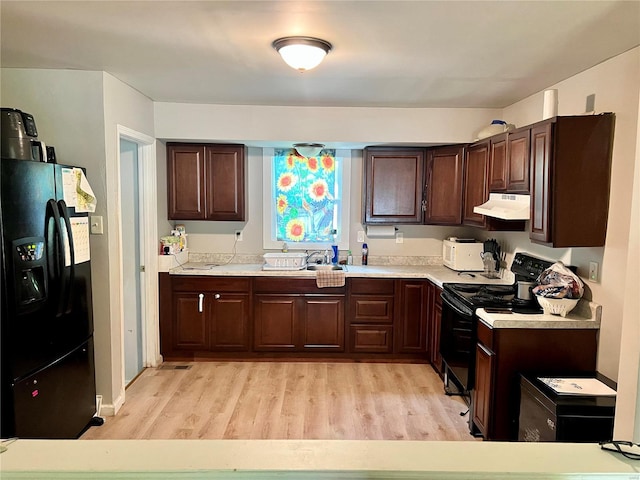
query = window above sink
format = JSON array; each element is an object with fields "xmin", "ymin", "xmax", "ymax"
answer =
[{"xmin": 262, "ymin": 148, "xmax": 351, "ymax": 250}]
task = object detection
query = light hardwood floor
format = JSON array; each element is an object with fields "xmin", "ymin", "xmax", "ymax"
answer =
[{"xmin": 81, "ymin": 362, "xmax": 475, "ymax": 441}]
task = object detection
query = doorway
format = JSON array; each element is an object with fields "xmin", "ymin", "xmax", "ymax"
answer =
[
  {"xmin": 115, "ymin": 125, "xmax": 159, "ymax": 402},
  {"xmin": 120, "ymin": 138, "xmax": 144, "ymax": 384}
]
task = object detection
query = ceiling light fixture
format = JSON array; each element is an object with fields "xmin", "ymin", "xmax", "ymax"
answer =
[
  {"xmin": 293, "ymin": 143, "xmax": 325, "ymax": 158},
  {"xmin": 272, "ymin": 36, "xmax": 332, "ymax": 72}
]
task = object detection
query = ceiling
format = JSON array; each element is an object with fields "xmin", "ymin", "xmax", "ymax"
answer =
[{"xmin": 1, "ymin": 1, "xmax": 639, "ymax": 109}]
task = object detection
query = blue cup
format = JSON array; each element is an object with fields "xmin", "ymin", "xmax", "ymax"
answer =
[{"xmin": 331, "ymin": 245, "xmax": 339, "ymax": 264}]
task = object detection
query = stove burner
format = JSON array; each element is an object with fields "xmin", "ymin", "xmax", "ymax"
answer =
[
  {"xmin": 484, "ymin": 285, "xmax": 516, "ymax": 295},
  {"xmin": 453, "ymin": 284, "xmax": 481, "ymax": 293},
  {"xmin": 470, "ymin": 292, "xmax": 513, "ymax": 306}
]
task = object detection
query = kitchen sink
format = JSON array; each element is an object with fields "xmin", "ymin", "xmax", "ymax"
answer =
[{"xmin": 306, "ymin": 264, "xmax": 344, "ymax": 271}]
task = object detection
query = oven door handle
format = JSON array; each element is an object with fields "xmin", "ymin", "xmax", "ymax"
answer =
[{"xmin": 441, "ymin": 293, "xmax": 474, "ymax": 320}]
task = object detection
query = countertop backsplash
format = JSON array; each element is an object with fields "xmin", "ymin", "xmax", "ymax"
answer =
[{"xmin": 186, "ymin": 252, "xmax": 443, "ymax": 267}]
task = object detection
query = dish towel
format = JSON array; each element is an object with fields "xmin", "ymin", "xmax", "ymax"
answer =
[{"xmin": 316, "ymin": 270, "xmax": 346, "ymax": 288}]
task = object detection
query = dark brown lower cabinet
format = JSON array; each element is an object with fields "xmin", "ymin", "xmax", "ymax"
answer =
[
  {"xmin": 160, "ymin": 275, "xmax": 250, "ymax": 358},
  {"xmin": 348, "ymin": 278, "xmax": 395, "ymax": 353},
  {"xmin": 471, "ymin": 342, "xmax": 495, "ymax": 435},
  {"xmin": 252, "ymin": 277, "xmax": 346, "ymax": 353},
  {"xmin": 301, "ymin": 297, "xmax": 345, "ymax": 350},
  {"xmin": 253, "ymin": 295, "xmax": 345, "ymax": 352},
  {"xmin": 395, "ymin": 280, "xmax": 428, "ymax": 353},
  {"xmin": 210, "ymin": 293, "xmax": 251, "ymax": 351},
  {"xmin": 173, "ymin": 292, "xmax": 208, "ymax": 350},
  {"xmin": 471, "ymin": 321, "xmax": 598, "ymax": 440},
  {"xmin": 427, "ymin": 283, "xmax": 443, "ymax": 375},
  {"xmin": 160, "ymin": 275, "xmax": 438, "ymax": 361},
  {"xmin": 253, "ymin": 296, "xmax": 297, "ymax": 351}
]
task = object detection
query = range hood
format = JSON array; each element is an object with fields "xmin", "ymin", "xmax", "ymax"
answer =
[{"xmin": 473, "ymin": 193, "xmax": 530, "ymax": 220}]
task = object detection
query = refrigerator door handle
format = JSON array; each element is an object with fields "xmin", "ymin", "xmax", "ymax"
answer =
[
  {"xmin": 57, "ymin": 200, "xmax": 75, "ymax": 315},
  {"xmin": 46, "ymin": 199, "xmax": 66, "ymax": 318}
]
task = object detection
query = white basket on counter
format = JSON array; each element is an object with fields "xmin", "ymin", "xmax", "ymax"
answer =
[
  {"xmin": 536, "ymin": 297, "xmax": 579, "ymax": 317},
  {"xmin": 263, "ymin": 252, "xmax": 308, "ymax": 271}
]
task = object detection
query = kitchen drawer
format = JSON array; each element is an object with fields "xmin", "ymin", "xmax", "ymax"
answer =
[
  {"xmin": 349, "ymin": 278, "xmax": 395, "ymax": 295},
  {"xmin": 477, "ymin": 320, "xmax": 494, "ymax": 350},
  {"xmin": 349, "ymin": 325, "xmax": 393, "ymax": 353},
  {"xmin": 172, "ymin": 276, "xmax": 250, "ymax": 293},
  {"xmin": 349, "ymin": 295, "xmax": 394, "ymax": 324}
]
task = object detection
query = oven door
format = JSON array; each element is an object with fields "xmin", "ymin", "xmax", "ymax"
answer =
[{"xmin": 440, "ymin": 291, "xmax": 477, "ymax": 396}]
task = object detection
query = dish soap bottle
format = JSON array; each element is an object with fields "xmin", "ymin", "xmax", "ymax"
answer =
[
  {"xmin": 347, "ymin": 250, "xmax": 353, "ymax": 265},
  {"xmin": 362, "ymin": 243, "xmax": 368, "ymax": 266}
]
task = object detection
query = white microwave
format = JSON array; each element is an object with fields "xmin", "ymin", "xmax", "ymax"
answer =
[{"xmin": 442, "ymin": 239, "xmax": 484, "ymax": 271}]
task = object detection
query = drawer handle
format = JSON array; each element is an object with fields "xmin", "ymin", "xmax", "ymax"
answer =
[
  {"xmin": 198, "ymin": 293, "xmax": 204, "ymax": 313},
  {"xmin": 214, "ymin": 293, "xmax": 221, "ymax": 300}
]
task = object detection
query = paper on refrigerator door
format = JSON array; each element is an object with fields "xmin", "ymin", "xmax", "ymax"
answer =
[
  {"xmin": 74, "ymin": 168, "xmax": 96, "ymax": 213},
  {"xmin": 61, "ymin": 167, "xmax": 77, "ymax": 207},
  {"xmin": 71, "ymin": 217, "xmax": 91, "ymax": 264},
  {"xmin": 60, "ymin": 167, "xmax": 97, "ymax": 212}
]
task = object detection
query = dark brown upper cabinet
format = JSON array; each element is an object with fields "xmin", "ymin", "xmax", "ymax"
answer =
[
  {"xmin": 505, "ymin": 128, "xmax": 531, "ymax": 193},
  {"xmin": 167, "ymin": 143, "xmax": 245, "ymax": 221},
  {"xmin": 424, "ymin": 145, "xmax": 464, "ymax": 225},
  {"xmin": 363, "ymin": 147, "xmax": 425, "ymax": 224},
  {"xmin": 463, "ymin": 140, "xmax": 490, "ymax": 227},
  {"xmin": 529, "ymin": 114, "xmax": 615, "ymax": 247},
  {"xmin": 488, "ymin": 130, "xmax": 531, "ymax": 194},
  {"xmin": 488, "ymin": 133, "xmax": 508, "ymax": 192}
]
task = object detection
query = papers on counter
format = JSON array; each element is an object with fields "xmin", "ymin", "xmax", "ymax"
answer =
[{"xmin": 537, "ymin": 377, "xmax": 616, "ymax": 396}]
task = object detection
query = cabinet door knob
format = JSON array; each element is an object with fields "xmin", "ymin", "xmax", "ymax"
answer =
[
  {"xmin": 214, "ymin": 293, "xmax": 221, "ymax": 299},
  {"xmin": 198, "ymin": 293, "xmax": 204, "ymax": 312}
]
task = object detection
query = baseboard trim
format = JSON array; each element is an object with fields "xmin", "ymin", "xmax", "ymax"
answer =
[{"xmin": 100, "ymin": 390, "xmax": 125, "ymax": 417}]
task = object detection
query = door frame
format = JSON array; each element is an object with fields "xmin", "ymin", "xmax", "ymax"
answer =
[{"xmin": 115, "ymin": 126, "xmax": 160, "ymax": 386}]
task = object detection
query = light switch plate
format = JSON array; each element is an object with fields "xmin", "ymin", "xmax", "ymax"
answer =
[
  {"xmin": 90, "ymin": 216, "xmax": 103, "ymax": 235},
  {"xmin": 357, "ymin": 230, "xmax": 365, "ymax": 243}
]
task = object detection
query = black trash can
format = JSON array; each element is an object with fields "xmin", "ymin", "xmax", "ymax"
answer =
[{"xmin": 518, "ymin": 373, "xmax": 616, "ymax": 442}]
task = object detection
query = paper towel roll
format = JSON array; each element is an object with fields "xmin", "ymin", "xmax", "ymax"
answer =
[
  {"xmin": 366, "ymin": 225, "xmax": 396, "ymax": 237},
  {"xmin": 543, "ymin": 89, "xmax": 558, "ymax": 120}
]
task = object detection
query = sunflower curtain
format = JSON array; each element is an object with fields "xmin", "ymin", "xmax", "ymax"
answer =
[{"xmin": 273, "ymin": 148, "xmax": 338, "ymax": 243}]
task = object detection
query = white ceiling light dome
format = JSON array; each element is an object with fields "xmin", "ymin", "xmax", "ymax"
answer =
[
  {"xmin": 272, "ymin": 36, "xmax": 332, "ymax": 72},
  {"xmin": 293, "ymin": 143, "xmax": 325, "ymax": 158}
]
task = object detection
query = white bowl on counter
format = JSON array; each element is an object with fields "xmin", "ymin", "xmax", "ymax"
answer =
[{"xmin": 536, "ymin": 297, "xmax": 579, "ymax": 317}]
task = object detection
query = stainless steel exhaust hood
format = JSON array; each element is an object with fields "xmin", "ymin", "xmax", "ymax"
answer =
[{"xmin": 473, "ymin": 193, "xmax": 530, "ymax": 220}]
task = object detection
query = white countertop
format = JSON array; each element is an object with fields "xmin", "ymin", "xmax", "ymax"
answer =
[
  {"xmin": 1, "ymin": 439, "xmax": 638, "ymax": 479},
  {"xmin": 170, "ymin": 263, "xmax": 514, "ymax": 289},
  {"xmin": 477, "ymin": 299, "xmax": 601, "ymax": 329}
]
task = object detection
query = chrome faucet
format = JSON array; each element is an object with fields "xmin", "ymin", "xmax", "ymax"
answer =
[{"xmin": 306, "ymin": 249, "xmax": 331, "ymax": 265}]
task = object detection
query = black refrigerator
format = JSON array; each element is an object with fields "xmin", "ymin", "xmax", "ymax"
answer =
[{"xmin": 1, "ymin": 158, "xmax": 97, "ymax": 438}]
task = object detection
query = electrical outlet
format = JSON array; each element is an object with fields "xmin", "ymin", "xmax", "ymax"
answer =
[
  {"xmin": 234, "ymin": 230, "xmax": 243, "ymax": 241},
  {"xmin": 589, "ymin": 261, "xmax": 599, "ymax": 282},
  {"xmin": 395, "ymin": 232, "xmax": 404, "ymax": 244},
  {"xmin": 357, "ymin": 230, "xmax": 365, "ymax": 243}
]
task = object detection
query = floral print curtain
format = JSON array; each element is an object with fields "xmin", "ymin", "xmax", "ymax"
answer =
[{"xmin": 273, "ymin": 148, "xmax": 338, "ymax": 243}]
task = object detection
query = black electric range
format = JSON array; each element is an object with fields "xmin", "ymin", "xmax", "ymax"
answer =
[
  {"xmin": 442, "ymin": 283, "xmax": 541, "ymax": 315},
  {"xmin": 439, "ymin": 253, "xmax": 553, "ymax": 399}
]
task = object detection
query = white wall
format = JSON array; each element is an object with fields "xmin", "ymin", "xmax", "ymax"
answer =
[
  {"xmin": 501, "ymin": 47, "xmax": 640, "ymax": 382},
  {"xmin": 154, "ymin": 104, "xmax": 502, "ymax": 147},
  {"xmin": 1, "ymin": 68, "xmax": 155, "ymax": 415},
  {"xmin": 612, "ymin": 85, "xmax": 640, "ymax": 442},
  {"xmin": 101, "ymin": 72, "xmax": 155, "ymax": 413}
]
